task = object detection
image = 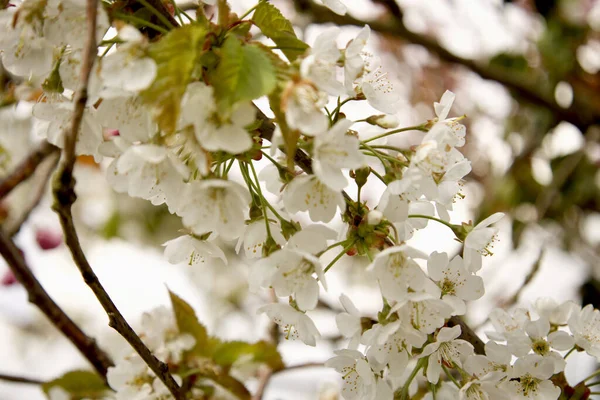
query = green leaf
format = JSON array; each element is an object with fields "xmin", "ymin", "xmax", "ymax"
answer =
[
  {"xmin": 142, "ymin": 24, "xmax": 206, "ymax": 133},
  {"xmin": 252, "ymin": 1, "xmax": 309, "ymax": 62},
  {"xmin": 42, "ymin": 370, "xmax": 109, "ymax": 400},
  {"xmin": 213, "ymin": 340, "xmax": 284, "ymax": 371},
  {"xmin": 168, "ymin": 290, "xmax": 209, "ymax": 355},
  {"xmin": 211, "ymin": 36, "xmax": 276, "ymax": 111}
]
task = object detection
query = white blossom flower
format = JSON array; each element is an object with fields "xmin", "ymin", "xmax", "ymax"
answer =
[
  {"xmin": 343, "ymin": 27, "xmax": 399, "ymax": 114},
  {"xmin": 427, "ymin": 252, "xmax": 484, "ymax": 315},
  {"xmin": 568, "ymin": 304, "xmax": 600, "ymax": 360},
  {"xmin": 325, "ymin": 349, "xmax": 383, "ymax": 400},
  {"xmin": 335, "ymin": 294, "xmax": 363, "ymax": 349},
  {"xmin": 140, "ymin": 306, "xmax": 195, "ymax": 363},
  {"xmin": 534, "ymin": 298, "xmax": 580, "ymax": 326},
  {"xmin": 312, "ymin": 119, "xmax": 365, "ymax": 191},
  {"xmin": 464, "ymin": 341, "xmax": 511, "ymax": 382},
  {"xmin": 367, "ymin": 210, "xmax": 383, "ymax": 225},
  {"xmin": 44, "ymin": 0, "xmax": 109, "ymax": 50},
  {"xmin": 363, "ymin": 321, "xmax": 427, "ymax": 378},
  {"xmin": 110, "ymin": 144, "xmax": 189, "ymax": 212},
  {"xmin": 434, "ymin": 91, "xmax": 456, "ymax": 122},
  {"xmin": 507, "ymin": 317, "xmax": 573, "ymax": 373},
  {"xmin": 419, "ymin": 325, "xmax": 474, "ymax": 384},
  {"xmin": 459, "ymin": 378, "xmax": 509, "ymax": 400},
  {"xmin": 95, "ymin": 96, "xmax": 155, "ymax": 143},
  {"xmin": 258, "ymin": 303, "xmax": 320, "ymax": 346},
  {"xmin": 284, "ymin": 81, "xmax": 330, "ymax": 136},
  {"xmin": 177, "ymin": 179, "xmax": 251, "ymax": 240},
  {"xmin": 181, "ymin": 83, "xmax": 255, "ymax": 154},
  {"xmin": 163, "ymin": 234, "xmax": 227, "ymax": 266},
  {"xmin": 252, "ymin": 247, "xmax": 325, "ymax": 311},
  {"xmin": 500, "ymin": 354, "xmax": 560, "ymax": 400},
  {"xmin": 235, "ymin": 219, "xmax": 286, "ymax": 259},
  {"xmin": 199, "ymin": 108, "xmax": 253, "ymax": 151},
  {"xmin": 322, "ymin": 0, "xmax": 347, "ymax": 15},
  {"xmin": 300, "ymin": 28, "xmax": 345, "ymax": 96},
  {"xmin": 283, "ymin": 174, "xmax": 346, "ymax": 223},
  {"xmin": 463, "ymin": 212, "xmax": 505, "ymax": 273},
  {"xmin": 59, "ymin": 49, "xmax": 103, "ymax": 95},
  {"xmin": 100, "ymin": 25, "xmax": 157, "ymax": 93},
  {"xmin": 396, "ymin": 297, "xmax": 454, "ymax": 334},
  {"xmin": 0, "ymin": 4, "xmax": 54, "ymax": 77},
  {"xmin": 432, "ymin": 91, "xmax": 466, "ymax": 147},
  {"xmin": 286, "ymin": 224, "xmax": 337, "ymax": 254},
  {"xmin": 107, "ymin": 356, "xmax": 156, "ymax": 400},
  {"xmin": 486, "ymin": 308, "xmax": 530, "ymax": 342},
  {"xmin": 369, "ymin": 245, "xmax": 433, "ymax": 302},
  {"xmin": 33, "ymin": 96, "xmax": 103, "ymax": 159}
]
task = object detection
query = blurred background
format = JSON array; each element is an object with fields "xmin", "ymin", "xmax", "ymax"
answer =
[{"xmin": 0, "ymin": 0, "xmax": 599, "ymax": 398}]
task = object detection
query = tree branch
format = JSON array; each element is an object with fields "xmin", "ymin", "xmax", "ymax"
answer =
[
  {"xmin": 0, "ymin": 372, "xmax": 44, "ymax": 385},
  {"xmin": 294, "ymin": 0, "xmax": 600, "ymax": 132},
  {"xmin": 4, "ymin": 151, "xmax": 60, "ymax": 238},
  {"xmin": 0, "ymin": 142, "xmax": 58, "ymax": 200},
  {"xmin": 51, "ymin": 0, "xmax": 183, "ymax": 397},
  {"xmin": 0, "ymin": 231, "xmax": 114, "ymax": 377}
]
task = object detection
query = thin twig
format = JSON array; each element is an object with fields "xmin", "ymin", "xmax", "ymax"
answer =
[
  {"xmin": 294, "ymin": 0, "xmax": 600, "ymax": 132},
  {"xmin": 0, "ymin": 231, "xmax": 114, "ymax": 378},
  {"xmin": 4, "ymin": 152, "xmax": 60, "ymax": 237},
  {"xmin": 274, "ymin": 362, "xmax": 324, "ymax": 374},
  {"xmin": 0, "ymin": 142, "xmax": 58, "ymax": 200},
  {"xmin": 0, "ymin": 373, "xmax": 45, "ymax": 385},
  {"xmin": 51, "ymin": 0, "xmax": 183, "ymax": 398}
]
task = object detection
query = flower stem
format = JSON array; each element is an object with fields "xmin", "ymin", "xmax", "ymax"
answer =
[
  {"xmin": 369, "ymin": 167, "xmax": 386, "ymax": 184},
  {"xmin": 240, "ymin": 160, "xmax": 286, "ymax": 224},
  {"xmin": 249, "ymin": 161, "xmax": 272, "ymax": 239},
  {"xmin": 564, "ymin": 346, "xmax": 577, "ymax": 359},
  {"xmin": 261, "ymin": 151, "xmax": 287, "ymax": 172},
  {"xmin": 363, "ymin": 124, "xmax": 427, "ymax": 144},
  {"xmin": 332, "ymin": 97, "xmax": 356, "ymax": 122},
  {"xmin": 113, "ymin": 12, "xmax": 169, "ymax": 34},
  {"xmin": 399, "ymin": 358, "xmax": 426, "ymax": 400},
  {"xmin": 238, "ymin": 3, "xmax": 258, "ymax": 20},
  {"xmin": 318, "ymin": 240, "xmax": 350, "ymax": 257},
  {"xmin": 583, "ymin": 369, "xmax": 600, "ymax": 383},
  {"xmin": 137, "ymin": 0, "xmax": 176, "ymax": 29},
  {"xmin": 442, "ymin": 364, "xmax": 461, "ymax": 388},
  {"xmin": 324, "ymin": 240, "xmax": 356, "ymax": 273},
  {"xmin": 408, "ymin": 214, "xmax": 455, "ymax": 230}
]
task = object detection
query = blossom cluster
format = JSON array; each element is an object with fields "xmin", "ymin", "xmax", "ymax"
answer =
[{"xmin": 1, "ymin": 0, "xmax": 598, "ymax": 399}]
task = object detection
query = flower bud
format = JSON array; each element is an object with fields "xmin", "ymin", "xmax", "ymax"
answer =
[
  {"xmin": 35, "ymin": 228, "xmax": 62, "ymax": 250},
  {"xmin": 366, "ymin": 114, "xmax": 399, "ymax": 129},
  {"xmin": 367, "ymin": 210, "xmax": 383, "ymax": 225}
]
